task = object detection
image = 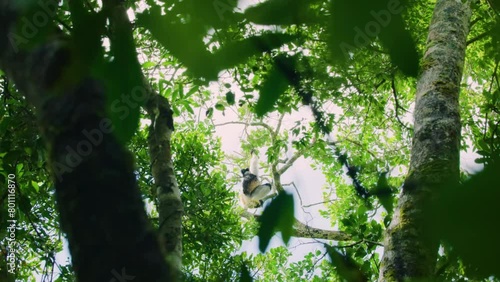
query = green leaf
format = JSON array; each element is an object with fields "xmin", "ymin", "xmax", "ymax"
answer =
[
  {"xmin": 325, "ymin": 245, "xmax": 368, "ymax": 282},
  {"xmin": 97, "ymin": 62, "xmax": 141, "ymax": 145},
  {"xmin": 18, "ymin": 192, "xmax": 32, "ymax": 213},
  {"xmin": 178, "ymin": 84, "xmax": 185, "ymax": 98},
  {"xmin": 244, "ymin": 0, "xmax": 319, "ymax": 25},
  {"xmin": 94, "ymin": 0, "xmax": 144, "ymax": 144},
  {"xmin": 226, "ymin": 91, "xmax": 235, "ymax": 105},
  {"xmin": 371, "ymin": 172, "xmax": 394, "ymax": 214},
  {"xmin": 171, "ymin": 0, "xmax": 240, "ymax": 28},
  {"xmin": 474, "ymin": 157, "xmax": 487, "ymax": 164},
  {"xmin": 425, "ymin": 161, "xmax": 500, "ymax": 278},
  {"xmin": 161, "ymin": 87, "xmax": 172, "ymax": 97},
  {"xmin": 185, "ymin": 86, "xmax": 199, "ymax": 98},
  {"xmin": 4, "ymin": 150, "xmax": 21, "ymax": 164},
  {"xmin": 68, "ymin": 0, "xmax": 106, "ymax": 65},
  {"xmin": 377, "ymin": 14, "xmax": 419, "ymax": 77},
  {"xmin": 328, "ymin": 0, "xmax": 418, "ymax": 77},
  {"xmin": 172, "ymin": 105, "xmax": 180, "ymax": 116},
  {"xmin": 254, "ymin": 60, "xmax": 291, "ymax": 116},
  {"xmin": 214, "ymin": 33, "xmax": 297, "ymax": 70},
  {"xmin": 206, "ymin": 107, "xmax": 214, "ymax": 118},
  {"xmin": 184, "ymin": 103, "xmax": 195, "ymax": 115},
  {"xmin": 258, "ymin": 192, "xmax": 294, "ymax": 252},
  {"xmin": 239, "ymin": 264, "xmax": 253, "ymax": 282},
  {"xmin": 31, "ymin": 180, "xmax": 40, "ymax": 192},
  {"xmin": 477, "ymin": 139, "xmax": 489, "ymax": 151},
  {"xmin": 136, "ymin": 7, "xmax": 217, "ymax": 80},
  {"xmin": 215, "ymin": 103, "xmax": 225, "ymax": 111},
  {"xmin": 172, "ymin": 87, "xmax": 178, "ymax": 101},
  {"xmin": 142, "ymin": 61, "xmax": 156, "ymax": 68}
]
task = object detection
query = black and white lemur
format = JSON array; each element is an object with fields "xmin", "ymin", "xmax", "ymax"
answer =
[{"xmin": 239, "ymin": 150, "xmax": 272, "ymax": 208}]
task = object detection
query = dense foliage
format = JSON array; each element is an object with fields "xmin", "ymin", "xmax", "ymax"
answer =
[{"xmin": 1, "ymin": 0, "xmax": 500, "ymax": 281}]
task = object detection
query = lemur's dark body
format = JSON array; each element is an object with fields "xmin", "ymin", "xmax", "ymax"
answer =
[{"xmin": 240, "ymin": 152, "xmax": 272, "ymax": 208}]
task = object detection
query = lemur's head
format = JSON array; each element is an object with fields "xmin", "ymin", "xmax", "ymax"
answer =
[{"xmin": 241, "ymin": 168, "xmax": 250, "ymax": 176}]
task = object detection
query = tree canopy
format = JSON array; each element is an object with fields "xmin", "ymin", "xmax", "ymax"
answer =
[{"xmin": 1, "ymin": 0, "xmax": 500, "ymax": 281}]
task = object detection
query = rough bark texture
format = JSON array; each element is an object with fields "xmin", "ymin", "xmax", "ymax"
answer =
[
  {"xmin": 106, "ymin": 1, "xmax": 184, "ymax": 278},
  {"xmin": 378, "ymin": 0, "xmax": 471, "ymax": 281},
  {"xmin": 293, "ymin": 219, "xmax": 351, "ymax": 241},
  {"xmin": 0, "ymin": 1, "xmax": 173, "ymax": 281},
  {"xmin": 145, "ymin": 93, "xmax": 184, "ymax": 277}
]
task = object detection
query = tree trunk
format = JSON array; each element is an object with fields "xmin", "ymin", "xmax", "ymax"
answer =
[
  {"xmin": 0, "ymin": 1, "xmax": 174, "ymax": 281},
  {"xmin": 378, "ymin": 0, "xmax": 471, "ymax": 280},
  {"xmin": 146, "ymin": 93, "xmax": 184, "ymax": 277},
  {"xmin": 106, "ymin": 1, "xmax": 184, "ymax": 278}
]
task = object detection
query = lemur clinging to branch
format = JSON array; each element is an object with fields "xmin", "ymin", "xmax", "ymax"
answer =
[{"xmin": 239, "ymin": 150, "xmax": 272, "ymax": 208}]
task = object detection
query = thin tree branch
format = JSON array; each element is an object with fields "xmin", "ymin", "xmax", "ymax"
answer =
[
  {"xmin": 214, "ymin": 121, "xmax": 275, "ymax": 136},
  {"xmin": 333, "ymin": 139, "xmax": 377, "ymax": 159},
  {"xmin": 275, "ymin": 113, "xmax": 285, "ymax": 134},
  {"xmin": 302, "ymin": 199, "xmax": 338, "ymax": 208},
  {"xmin": 467, "ymin": 29, "xmax": 492, "ymax": 45},
  {"xmin": 391, "ymin": 76, "xmax": 411, "ymax": 131},
  {"xmin": 241, "ymin": 211, "xmax": 351, "ymax": 241},
  {"xmin": 277, "ymin": 150, "xmax": 304, "ymax": 175}
]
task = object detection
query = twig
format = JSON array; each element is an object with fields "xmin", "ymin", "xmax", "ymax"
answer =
[
  {"xmin": 467, "ymin": 30, "xmax": 492, "ymax": 46},
  {"xmin": 302, "ymin": 199, "xmax": 337, "ymax": 208},
  {"xmin": 391, "ymin": 76, "xmax": 411, "ymax": 131},
  {"xmin": 214, "ymin": 121, "xmax": 275, "ymax": 135},
  {"xmin": 277, "ymin": 151, "xmax": 304, "ymax": 175},
  {"xmin": 275, "ymin": 113, "xmax": 285, "ymax": 134}
]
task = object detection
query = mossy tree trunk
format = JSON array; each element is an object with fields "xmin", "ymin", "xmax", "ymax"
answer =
[
  {"xmin": 146, "ymin": 93, "xmax": 183, "ymax": 277},
  {"xmin": 106, "ymin": 1, "xmax": 184, "ymax": 278},
  {"xmin": 378, "ymin": 0, "xmax": 472, "ymax": 280}
]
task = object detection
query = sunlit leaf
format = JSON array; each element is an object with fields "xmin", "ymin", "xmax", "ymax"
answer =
[
  {"xmin": 31, "ymin": 180, "xmax": 39, "ymax": 192},
  {"xmin": 185, "ymin": 86, "xmax": 199, "ymax": 98},
  {"xmin": 184, "ymin": 103, "xmax": 195, "ymax": 115},
  {"xmin": 215, "ymin": 103, "xmax": 225, "ymax": 111},
  {"xmin": 142, "ymin": 61, "xmax": 156, "ymax": 68}
]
